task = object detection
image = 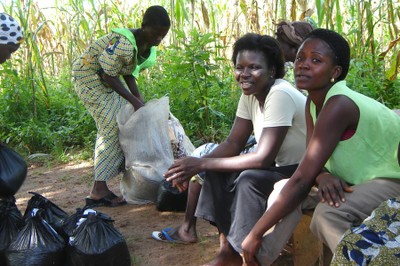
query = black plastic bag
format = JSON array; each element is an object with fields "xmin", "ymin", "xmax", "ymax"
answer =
[
  {"xmin": 0, "ymin": 144, "xmax": 27, "ymax": 197},
  {"xmin": 66, "ymin": 210, "xmax": 131, "ymax": 266},
  {"xmin": 23, "ymin": 192, "xmax": 69, "ymax": 239},
  {"xmin": 62, "ymin": 207, "xmax": 86, "ymax": 238},
  {"xmin": 7, "ymin": 208, "xmax": 66, "ymax": 266},
  {"xmin": 0, "ymin": 196, "xmax": 25, "ymax": 266},
  {"xmin": 156, "ymin": 179, "xmax": 188, "ymax": 212}
]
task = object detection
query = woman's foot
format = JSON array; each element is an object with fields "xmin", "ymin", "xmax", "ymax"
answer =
[
  {"xmin": 175, "ymin": 224, "xmax": 198, "ymax": 243},
  {"xmin": 85, "ymin": 192, "xmax": 126, "ymax": 207},
  {"xmin": 85, "ymin": 181, "xmax": 126, "ymax": 207},
  {"xmin": 202, "ymin": 234, "xmax": 243, "ymax": 266},
  {"xmin": 152, "ymin": 225, "xmax": 197, "ymax": 244},
  {"xmin": 202, "ymin": 249, "xmax": 243, "ymax": 266}
]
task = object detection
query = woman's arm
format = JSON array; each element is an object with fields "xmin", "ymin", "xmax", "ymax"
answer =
[
  {"xmin": 200, "ymin": 125, "xmax": 289, "ymax": 172},
  {"xmin": 123, "ymin": 74, "xmax": 144, "ymax": 103},
  {"xmin": 165, "ymin": 116, "xmax": 289, "ymax": 182},
  {"xmin": 165, "ymin": 116, "xmax": 253, "ymax": 182},
  {"xmin": 101, "ymin": 73, "xmax": 144, "ymax": 111}
]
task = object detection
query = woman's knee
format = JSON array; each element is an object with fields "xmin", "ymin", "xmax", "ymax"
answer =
[
  {"xmin": 235, "ymin": 169, "xmax": 278, "ymax": 195},
  {"xmin": 310, "ymin": 202, "xmax": 350, "ymax": 234}
]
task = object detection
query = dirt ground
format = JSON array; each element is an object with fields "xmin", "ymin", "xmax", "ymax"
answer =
[{"xmin": 14, "ymin": 161, "xmax": 293, "ymax": 266}]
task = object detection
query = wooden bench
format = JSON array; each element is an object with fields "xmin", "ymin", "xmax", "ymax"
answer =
[
  {"xmin": 271, "ymin": 211, "xmax": 324, "ymax": 266},
  {"xmin": 288, "ymin": 211, "xmax": 325, "ymax": 266}
]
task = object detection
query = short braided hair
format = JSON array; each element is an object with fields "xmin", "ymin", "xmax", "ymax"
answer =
[
  {"xmin": 232, "ymin": 33, "xmax": 286, "ymax": 79},
  {"xmin": 141, "ymin": 6, "xmax": 171, "ymax": 28},
  {"xmin": 305, "ymin": 29, "xmax": 350, "ymax": 80}
]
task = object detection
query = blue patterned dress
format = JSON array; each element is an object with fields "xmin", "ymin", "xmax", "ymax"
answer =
[{"xmin": 332, "ymin": 196, "xmax": 400, "ymax": 265}]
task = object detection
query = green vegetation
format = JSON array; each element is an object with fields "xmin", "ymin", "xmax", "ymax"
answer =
[{"xmin": 0, "ymin": 0, "xmax": 399, "ymax": 160}]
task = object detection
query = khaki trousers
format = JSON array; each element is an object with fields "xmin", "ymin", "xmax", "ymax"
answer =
[{"xmin": 256, "ymin": 178, "xmax": 400, "ymax": 266}]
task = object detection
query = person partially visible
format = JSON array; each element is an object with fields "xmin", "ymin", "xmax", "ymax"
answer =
[
  {"xmin": 241, "ymin": 29, "xmax": 400, "ymax": 266},
  {"xmin": 275, "ymin": 20, "xmax": 314, "ymax": 85},
  {"xmin": 331, "ymin": 196, "xmax": 400, "ymax": 265},
  {"xmin": 0, "ymin": 12, "xmax": 23, "ymax": 64},
  {"xmin": 275, "ymin": 20, "xmax": 314, "ymax": 63},
  {"xmin": 72, "ymin": 6, "xmax": 170, "ymax": 207},
  {"xmin": 0, "ymin": 12, "xmax": 25, "ymax": 198},
  {"xmin": 151, "ymin": 22, "xmax": 312, "ymax": 245}
]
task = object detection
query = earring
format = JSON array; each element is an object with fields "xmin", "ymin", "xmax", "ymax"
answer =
[
  {"xmin": 270, "ymin": 76, "xmax": 274, "ymax": 78},
  {"xmin": 330, "ymin": 77, "xmax": 335, "ymax": 83}
]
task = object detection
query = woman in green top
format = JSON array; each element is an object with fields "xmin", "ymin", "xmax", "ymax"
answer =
[
  {"xmin": 241, "ymin": 29, "xmax": 400, "ymax": 266},
  {"xmin": 72, "ymin": 6, "xmax": 170, "ymax": 207}
]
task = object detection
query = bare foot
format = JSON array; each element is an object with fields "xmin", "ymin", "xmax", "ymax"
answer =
[
  {"xmin": 202, "ymin": 233, "xmax": 243, "ymax": 266},
  {"xmin": 201, "ymin": 249, "xmax": 243, "ymax": 266},
  {"xmin": 163, "ymin": 225, "xmax": 198, "ymax": 243}
]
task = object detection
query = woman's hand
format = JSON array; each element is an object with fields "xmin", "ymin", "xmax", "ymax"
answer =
[
  {"xmin": 242, "ymin": 232, "xmax": 262, "ymax": 266},
  {"xmin": 316, "ymin": 172, "xmax": 353, "ymax": 207},
  {"xmin": 164, "ymin": 156, "xmax": 202, "ymax": 188},
  {"xmin": 102, "ymin": 73, "xmax": 144, "ymax": 110},
  {"xmin": 172, "ymin": 179, "xmax": 189, "ymax": 192}
]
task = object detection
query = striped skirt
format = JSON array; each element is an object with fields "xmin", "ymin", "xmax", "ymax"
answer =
[{"xmin": 74, "ymin": 73, "xmax": 126, "ymax": 181}]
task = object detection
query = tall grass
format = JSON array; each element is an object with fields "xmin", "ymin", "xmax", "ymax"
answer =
[{"xmin": 0, "ymin": 0, "xmax": 398, "ymax": 158}]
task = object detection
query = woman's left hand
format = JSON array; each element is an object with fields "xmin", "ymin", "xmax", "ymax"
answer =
[
  {"xmin": 316, "ymin": 172, "xmax": 353, "ymax": 207},
  {"xmin": 242, "ymin": 232, "xmax": 262, "ymax": 266}
]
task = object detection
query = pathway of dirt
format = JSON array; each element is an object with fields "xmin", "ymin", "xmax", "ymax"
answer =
[{"xmin": 14, "ymin": 161, "xmax": 292, "ymax": 266}]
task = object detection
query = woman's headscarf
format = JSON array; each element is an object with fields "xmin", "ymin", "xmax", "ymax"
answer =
[
  {"xmin": 0, "ymin": 13, "xmax": 23, "ymax": 45},
  {"xmin": 276, "ymin": 21, "xmax": 314, "ymax": 48}
]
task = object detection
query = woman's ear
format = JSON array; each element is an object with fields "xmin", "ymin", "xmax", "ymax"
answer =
[
  {"xmin": 333, "ymin": 65, "xmax": 342, "ymax": 80},
  {"xmin": 270, "ymin": 68, "xmax": 276, "ymax": 78}
]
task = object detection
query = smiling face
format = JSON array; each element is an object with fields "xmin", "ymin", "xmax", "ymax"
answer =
[
  {"xmin": 234, "ymin": 50, "xmax": 273, "ymax": 98},
  {"xmin": 0, "ymin": 43, "xmax": 20, "ymax": 64},
  {"xmin": 294, "ymin": 38, "xmax": 341, "ymax": 92}
]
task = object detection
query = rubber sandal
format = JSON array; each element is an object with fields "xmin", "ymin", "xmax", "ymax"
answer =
[
  {"xmin": 151, "ymin": 228, "xmax": 188, "ymax": 244},
  {"xmin": 85, "ymin": 192, "xmax": 127, "ymax": 208}
]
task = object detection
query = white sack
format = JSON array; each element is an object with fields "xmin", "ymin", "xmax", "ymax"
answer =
[{"xmin": 117, "ymin": 96, "xmax": 174, "ymax": 204}]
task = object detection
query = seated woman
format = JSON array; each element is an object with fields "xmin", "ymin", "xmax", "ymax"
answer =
[
  {"xmin": 152, "ymin": 21, "xmax": 313, "ymax": 245},
  {"xmin": 153, "ymin": 34, "xmax": 307, "ymax": 247},
  {"xmin": 160, "ymin": 33, "xmax": 308, "ymax": 264},
  {"xmin": 240, "ymin": 29, "xmax": 400, "ymax": 266}
]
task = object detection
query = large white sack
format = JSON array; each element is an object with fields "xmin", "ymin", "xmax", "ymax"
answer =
[{"xmin": 117, "ymin": 96, "xmax": 174, "ymax": 204}]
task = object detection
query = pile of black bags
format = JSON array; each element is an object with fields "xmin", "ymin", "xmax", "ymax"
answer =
[{"xmin": 0, "ymin": 192, "xmax": 131, "ymax": 266}]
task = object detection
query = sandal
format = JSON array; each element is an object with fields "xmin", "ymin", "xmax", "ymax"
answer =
[
  {"xmin": 85, "ymin": 192, "xmax": 127, "ymax": 208},
  {"xmin": 151, "ymin": 228, "xmax": 189, "ymax": 244}
]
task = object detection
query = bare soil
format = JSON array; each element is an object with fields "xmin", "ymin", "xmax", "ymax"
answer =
[{"xmin": 14, "ymin": 161, "xmax": 293, "ymax": 266}]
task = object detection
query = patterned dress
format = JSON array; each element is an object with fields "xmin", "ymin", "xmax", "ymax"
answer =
[
  {"xmin": 332, "ymin": 196, "xmax": 400, "ymax": 265},
  {"xmin": 72, "ymin": 29, "xmax": 155, "ymax": 182}
]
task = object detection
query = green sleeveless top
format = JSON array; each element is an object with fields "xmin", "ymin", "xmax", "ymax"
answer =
[
  {"xmin": 111, "ymin": 28, "xmax": 157, "ymax": 78},
  {"xmin": 310, "ymin": 81, "xmax": 400, "ymax": 185}
]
